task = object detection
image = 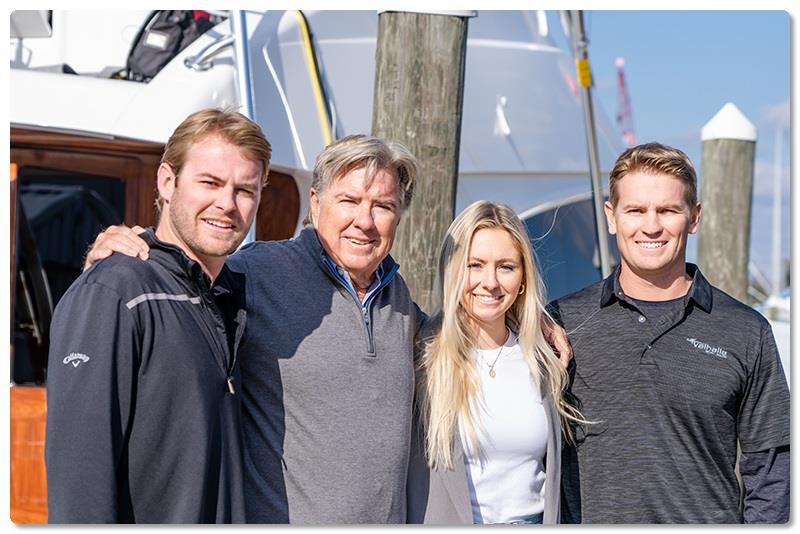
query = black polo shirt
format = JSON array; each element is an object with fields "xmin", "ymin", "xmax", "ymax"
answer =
[{"xmin": 550, "ymin": 264, "xmax": 790, "ymax": 524}]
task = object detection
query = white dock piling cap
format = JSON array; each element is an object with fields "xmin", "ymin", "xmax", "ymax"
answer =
[{"xmin": 701, "ymin": 102, "xmax": 757, "ymax": 142}]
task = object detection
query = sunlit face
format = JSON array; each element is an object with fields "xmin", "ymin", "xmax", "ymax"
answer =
[
  {"xmin": 461, "ymin": 227, "xmax": 524, "ymax": 335},
  {"xmin": 157, "ymin": 134, "xmax": 263, "ymax": 274},
  {"xmin": 310, "ymin": 166, "xmax": 402, "ymax": 287},
  {"xmin": 605, "ymin": 171, "xmax": 700, "ymax": 284}
]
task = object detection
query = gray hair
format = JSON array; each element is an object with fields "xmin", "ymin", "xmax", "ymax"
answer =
[{"xmin": 304, "ymin": 134, "xmax": 418, "ymax": 224}]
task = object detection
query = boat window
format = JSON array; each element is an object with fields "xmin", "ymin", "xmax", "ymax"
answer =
[
  {"xmin": 524, "ymin": 197, "xmax": 619, "ymax": 301},
  {"xmin": 12, "ymin": 167, "xmax": 125, "ymax": 385}
]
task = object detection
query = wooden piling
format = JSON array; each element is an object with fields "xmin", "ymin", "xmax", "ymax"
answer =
[
  {"xmin": 372, "ymin": 11, "xmax": 471, "ymax": 313},
  {"xmin": 697, "ymin": 103, "xmax": 757, "ymax": 303}
]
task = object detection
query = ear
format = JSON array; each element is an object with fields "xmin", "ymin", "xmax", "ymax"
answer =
[
  {"xmin": 309, "ymin": 188, "xmax": 321, "ymax": 225},
  {"xmin": 603, "ymin": 201, "xmax": 617, "ymax": 235},
  {"xmin": 688, "ymin": 202, "xmax": 701, "ymax": 234},
  {"xmin": 157, "ymin": 163, "xmax": 177, "ymax": 205}
]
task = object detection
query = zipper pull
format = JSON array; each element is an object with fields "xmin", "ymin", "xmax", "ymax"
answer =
[{"xmin": 226, "ymin": 377, "xmax": 235, "ymax": 395}]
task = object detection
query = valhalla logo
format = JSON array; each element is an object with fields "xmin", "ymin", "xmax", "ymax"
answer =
[
  {"xmin": 686, "ymin": 338, "xmax": 728, "ymax": 359},
  {"xmin": 63, "ymin": 352, "xmax": 90, "ymax": 368}
]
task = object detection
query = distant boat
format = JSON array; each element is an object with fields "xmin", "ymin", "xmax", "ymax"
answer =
[
  {"xmin": 761, "ymin": 287, "xmax": 791, "ymax": 323},
  {"xmin": 756, "ymin": 289, "xmax": 791, "ymax": 387}
]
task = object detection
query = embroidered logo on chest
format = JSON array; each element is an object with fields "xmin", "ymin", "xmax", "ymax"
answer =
[
  {"xmin": 63, "ymin": 352, "xmax": 90, "ymax": 368},
  {"xmin": 686, "ymin": 338, "xmax": 728, "ymax": 359}
]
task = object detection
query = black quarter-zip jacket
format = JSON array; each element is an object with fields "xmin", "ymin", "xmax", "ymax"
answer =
[{"xmin": 45, "ymin": 228, "xmax": 247, "ymax": 523}]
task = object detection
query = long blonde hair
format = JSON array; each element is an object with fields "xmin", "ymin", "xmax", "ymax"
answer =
[{"xmin": 419, "ymin": 201, "xmax": 584, "ymax": 470}]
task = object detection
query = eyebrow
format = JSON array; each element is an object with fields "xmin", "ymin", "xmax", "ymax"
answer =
[
  {"xmin": 621, "ymin": 202, "xmax": 685, "ymax": 210},
  {"xmin": 468, "ymin": 256, "xmax": 520, "ymax": 264},
  {"xmin": 335, "ymin": 192, "xmax": 398, "ymax": 206},
  {"xmin": 375, "ymin": 198, "xmax": 398, "ymax": 207}
]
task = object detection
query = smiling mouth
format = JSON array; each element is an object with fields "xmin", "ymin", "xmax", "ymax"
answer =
[
  {"xmin": 346, "ymin": 237, "xmax": 374, "ymax": 246},
  {"xmin": 203, "ymin": 218, "xmax": 235, "ymax": 231},
  {"xmin": 473, "ymin": 294, "xmax": 503, "ymax": 304},
  {"xmin": 636, "ymin": 241, "xmax": 666, "ymax": 250}
]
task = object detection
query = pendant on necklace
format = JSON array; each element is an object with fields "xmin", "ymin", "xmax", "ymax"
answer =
[{"xmin": 489, "ymin": 369, "xmax": 496, "ymax": 378}]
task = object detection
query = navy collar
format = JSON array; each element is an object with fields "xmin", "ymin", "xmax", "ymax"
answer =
[
  {"xmin": 600, "ymin": 262, "xmax": 713, "ymax": 313},
  {"xmin": 323, "ymin": 255, "xmax": 385, "ymax": 294}
]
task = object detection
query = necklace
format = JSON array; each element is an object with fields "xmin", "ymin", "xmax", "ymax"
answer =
[
  {"xmin": 480, "ymin": 328, "xmax": 511, "ymax": 378},
  {"xmin": 485, "ymin": 345, "xmax": 505, "ymax": 378},
  {"xmin": 480, "ymin": 327, "xmax": 511, "ymax": 378}
]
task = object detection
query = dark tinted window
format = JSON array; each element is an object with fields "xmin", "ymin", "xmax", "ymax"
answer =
[
  {"xmin": 524, "ymin": 197, "xmax": 619, "ymax": 301},
  {"xmin": 13, "ymin": 168, "xmax": 125, "ymax": 385}
]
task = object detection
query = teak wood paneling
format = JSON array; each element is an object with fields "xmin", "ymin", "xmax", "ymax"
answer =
[{"xmin": 10, "ymin": 387, "xmax": 48, "ymax": 524}]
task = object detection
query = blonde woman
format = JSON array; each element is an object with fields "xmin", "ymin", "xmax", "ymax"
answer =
[{"xmin": 407, "ymin": 201, "xmax": 582, "ymax": 525}]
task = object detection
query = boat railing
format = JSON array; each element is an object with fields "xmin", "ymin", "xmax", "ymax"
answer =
[{"xmin": 184, "ymin": 34, "xmax": 235, "ymax": 72}]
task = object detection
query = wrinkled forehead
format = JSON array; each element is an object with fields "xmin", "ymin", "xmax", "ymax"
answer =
[{"xmin": 332, "ymin": 162, "xmax": 398, "ymax": 185}]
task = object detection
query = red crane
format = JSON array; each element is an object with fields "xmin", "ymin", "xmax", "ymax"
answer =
[{"xmin": 615, "ymin": 57, "xmax": 637, "ymax": 147}]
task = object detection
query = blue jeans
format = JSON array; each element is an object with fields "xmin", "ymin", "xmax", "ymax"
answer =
[{"xmin": 507, "ymin": 512, "xmax": 544, "ymax": 524}]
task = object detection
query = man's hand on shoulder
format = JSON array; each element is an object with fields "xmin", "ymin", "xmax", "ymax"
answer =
[{"xmin": 83, "ymin": 225, "xmax": 150, "ymax": 271}]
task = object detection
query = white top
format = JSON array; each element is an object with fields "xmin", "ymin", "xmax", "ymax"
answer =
[
  {"xmin": 460, "ymin": 330, "xmax": 549, "ymax": 524},
  {"xmin": 701, "ymin": 102, "xmax": 757, "ymax": 141}
]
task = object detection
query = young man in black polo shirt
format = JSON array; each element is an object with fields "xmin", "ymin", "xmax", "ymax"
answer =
[{"xmin": 551, "ymin": 142, "xmax": 789, "ymax": 524}]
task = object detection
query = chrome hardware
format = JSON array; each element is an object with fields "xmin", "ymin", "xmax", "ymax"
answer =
[{"xmin": 184, "ymin": 34, "xmax": 235, "ymax": 72}]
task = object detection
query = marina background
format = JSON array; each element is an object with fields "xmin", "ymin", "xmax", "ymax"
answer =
[{"xmin": 550, "ymin": 10, "xmax": 790, "ymax": 294}]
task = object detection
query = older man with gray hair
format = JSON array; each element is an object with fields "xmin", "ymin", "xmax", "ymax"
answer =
[
  {"xmin": 230, "ymin": 134, "xmax": 422, "ymax": 523},
  {"xmin": 86, "ymin": 134, "xmax": 422, "ymax": 523}
]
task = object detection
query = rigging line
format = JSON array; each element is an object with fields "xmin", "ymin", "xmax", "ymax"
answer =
[
  {"xmin": 262, "ymin": 46, "xmax": 308, "ymax": 169},
  {"xmin": 530, "ymin": 205, "xmax": 562, "ymax": 242},
  {"xmin": 294, "ymin": 10, "xmax": 333, "ymax": 146}
]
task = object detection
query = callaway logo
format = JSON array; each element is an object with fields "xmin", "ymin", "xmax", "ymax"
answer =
[
  {"xmin": 686, "ymin": 338, "xmax": 728, "ymax": 359},
  {"xmin": 63, "ymin": 352, "xmax": 90, "ymax": 368}
]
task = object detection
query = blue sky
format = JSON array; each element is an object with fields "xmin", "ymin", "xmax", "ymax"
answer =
[{"xmin": 548, "ymin": 10, "xmax": 790, "ymax": 291}]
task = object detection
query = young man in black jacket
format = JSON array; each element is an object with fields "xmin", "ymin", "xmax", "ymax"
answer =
[{"xmin": 45, "ymin": 108, "xmax": 271, "ymax": 523}]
